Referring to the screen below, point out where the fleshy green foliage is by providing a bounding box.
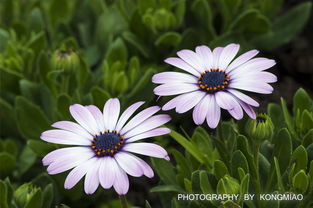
[151,88,313,208]
[0,0,312,207]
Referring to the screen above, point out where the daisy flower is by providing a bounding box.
[40,98,171,195]
[152,43,277,128]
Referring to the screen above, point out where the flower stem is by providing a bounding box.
[119,195,128,208]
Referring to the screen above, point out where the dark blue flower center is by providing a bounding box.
[91,130,124,156]
[198,69,230,92]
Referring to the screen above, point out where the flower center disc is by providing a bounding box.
[198,69,230,92]
[91,130,124,156]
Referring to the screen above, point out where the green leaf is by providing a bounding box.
[191,0,215,36]
[122,31,150,58]
[91,87,110,109]
[272,128,292,172]
[0,99,19,137]
[273,157,284,192]
[155,32,181,46]
[105,38,128,67]
[229,9,270,34]
[150,185,184,193]
[200,171,214,194]
[0,180,9,208]
[253,2,312,50]
[239,174,249,203]
[267,103,284,130]
[24,189,42,208]
[214,160,229,180]
[49,0,70,27]
[191,170,201,193]
[57,93,72,119]
[17,146,36,176]
[293,88,312,114]
[291,145,308,173]
[169,130,204,164]
[231,150,249,179]
[300,110,313,133]
[280,98,297,139]
[172,149,192,179]
[151,158,176,185]
[27,140,56,157]
[15,96,50,140]
[0,152,15,176]
[292,170,309,192]
[42,184,53,208]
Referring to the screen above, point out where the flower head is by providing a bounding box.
[245,113,274,139]
[40,98,171,195]
[152,43,277,128]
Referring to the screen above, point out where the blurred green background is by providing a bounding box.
[0,0,312,207]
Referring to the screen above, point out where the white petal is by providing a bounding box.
[212,47,224,69]
[226,49,259,73]
[51,121,91,138]
[115,101,145,132]
[123,143,169,160]
[195,45,213,70]
[215,91,240,110]
[227,89,259,107]
[152,72,197,84]
[154,83,199,96]
[86,105,105,132]
[70,104,99,135]
[120,106,160,134]
[123,115,171,138]
[64,157,98,189]
[99,157,117,189]
[84,158,101,194]
[177,49,204,72]
[164,57,200,76]
[193,94,211,125]
[129,154,154,178]
[218,43,240,70]
[40,130,91,145]
[229,58,276,76]
[126,128,171,143]
[114,152,143,177]
[175,91,206,113]
[113,166,129,195]
[103,98,120,130]
[206,95,221,128]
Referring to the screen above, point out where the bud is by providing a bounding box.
[14,183,39,208]
[51,49,80,74]
[217,175,240,195]
[246,113,274,140]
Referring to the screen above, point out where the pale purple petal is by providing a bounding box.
[237,99,256,119]
[193,94,211,125]
[228,81,273,94]
[124,115,171,138]
[162,93,191,111]
[84,158,101,194]
[215,91,241,110]
[115,101,145,132]
[227,103,244,120]
[123,143,169,161]
[42,147,93,166]
[206,95,221,128]
[86,105,105,132]
[40,130,91,145]
[113,166,129,195]
[103,98,120,130]
[51,121,91,138]
[229,58,276,76]
[195,45,213,70]
[175,91,206,113]
[99,157,117,189]
[120,106,160,134]
[154,83,199,96]
[164,57,200,76]
[69,104,99,135]
[126,128,170,143]
[64,157,98,189]
[226,49,259,73]
[227,89,259,107]
[232,71,277,83]
[130,154,154,178]
[114,152,144,177]
[177,49,204,72]
[212,47,223,69]
[218,43,240,70]
[46,150,94,174]
[152,72,197,84]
